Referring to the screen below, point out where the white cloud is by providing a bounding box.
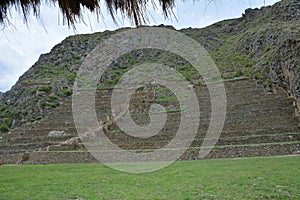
[0,43,25,91]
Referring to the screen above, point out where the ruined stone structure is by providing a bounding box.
[0,78,299,164]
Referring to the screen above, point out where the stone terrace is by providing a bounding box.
[0,78,299,164]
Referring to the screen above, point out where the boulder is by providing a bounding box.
[48,130,68,138]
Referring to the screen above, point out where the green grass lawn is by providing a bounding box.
[0,156,300,200]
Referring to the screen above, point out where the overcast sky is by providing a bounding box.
[0,0,280,92]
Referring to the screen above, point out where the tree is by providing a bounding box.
[0,0,175,28]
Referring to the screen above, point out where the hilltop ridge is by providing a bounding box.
[0,0,299,131]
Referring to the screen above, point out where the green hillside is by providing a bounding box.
[0,0,299,131]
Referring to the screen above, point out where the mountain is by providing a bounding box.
[0,0,299,131]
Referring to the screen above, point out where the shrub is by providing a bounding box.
[0,104,8,112]
[61,89,72,96]
[0,123,9,133]
[235,68,244,77]
[72,54,81,60]
[49,94,59,100]
[38,85,52,93]
[49,102,59,108]
[68,73,76,82]
[3,118,12,127]
[40,100,47,107]
[253,72,263,79]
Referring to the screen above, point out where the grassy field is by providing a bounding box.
[0,156,299,200]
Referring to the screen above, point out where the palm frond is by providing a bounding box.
[0,0,175,27]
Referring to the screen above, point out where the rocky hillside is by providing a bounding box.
[0,0,299,132]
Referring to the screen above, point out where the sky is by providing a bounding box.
[0,0,280,92]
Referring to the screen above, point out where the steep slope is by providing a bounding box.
[182,0,300,105]
[0,0,299,132]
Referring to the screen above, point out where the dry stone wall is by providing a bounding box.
[0,79,299,164]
